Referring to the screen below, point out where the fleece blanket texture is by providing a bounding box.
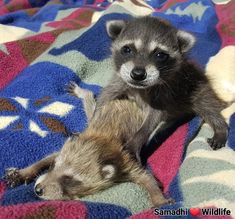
[0,0,235,218]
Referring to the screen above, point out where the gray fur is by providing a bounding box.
[97,16,228,156]
[4,83,174,207]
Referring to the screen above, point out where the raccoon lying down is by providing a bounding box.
[4,82,174,208]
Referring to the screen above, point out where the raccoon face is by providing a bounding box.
[34,135,128,200]
[106,16,195,89]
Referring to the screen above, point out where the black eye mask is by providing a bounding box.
[59,175,82,191]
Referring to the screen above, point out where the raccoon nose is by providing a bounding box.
[130,68,147,81]
[34,184,43,196]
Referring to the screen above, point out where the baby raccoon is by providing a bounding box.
[4,82,174,207]
[96,16,228,158]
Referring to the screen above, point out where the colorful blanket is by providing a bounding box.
[0,0,235,218]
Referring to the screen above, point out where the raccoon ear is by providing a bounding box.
[106,20,126,39]
[177,30,196,53]
[101,164,116,179]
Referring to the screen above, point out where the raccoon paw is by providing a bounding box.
[67,81,84,98]
[67,81,93,100]
[152,198,175,208]
[4,168,26,188]
[207,128,228,150]
[207,136,226,150]
[67,81,79,95]
[166,198,175,205]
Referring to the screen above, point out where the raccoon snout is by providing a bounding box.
[34,183,43,196]
[130,68,146,81]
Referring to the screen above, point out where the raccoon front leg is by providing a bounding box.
[196,110,228,149]
[131,169,175,207]
[4,152,58,187]
[192,86,228,150]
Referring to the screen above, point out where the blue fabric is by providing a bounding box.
[50,13,131,61]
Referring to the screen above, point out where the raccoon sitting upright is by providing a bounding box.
[96,16,228,158]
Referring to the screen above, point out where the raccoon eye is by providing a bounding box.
[59,175,82,188]
[121,46,132,55]
[155,52,169,62]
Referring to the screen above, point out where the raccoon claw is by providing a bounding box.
[152,198,175,208]
[5,168,19,177]
[67,81,91,100]
[4,168,23,188]
[70,132,80,139]
[207,137,226,150]
[166,198,175,205]
[67,81,78,96]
